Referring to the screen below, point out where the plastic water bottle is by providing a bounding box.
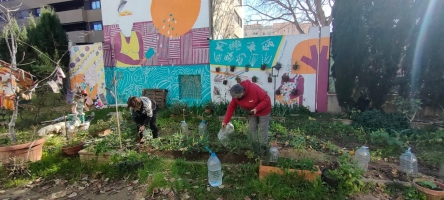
[218,123,234,147]
[207,152,222,187]
[399,147,418,177]
[181,121,188,135]
[354,146,370,172]
[269,144,279,163]
[198,120,207,135]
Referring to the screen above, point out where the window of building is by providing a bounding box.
[179,75,201,99]
[91,0,101,10]
[16,10,30,19]
[34,8,41,17]
[91,21,103,30]
[233,11,242,27]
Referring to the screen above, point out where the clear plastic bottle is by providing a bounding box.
[269,144,279,163]
[218,122,234,147]
[354,146,370,172]
[207,152,222,187]
[181,121,188,136]
[399,147,418,177]
[198,120,207,135]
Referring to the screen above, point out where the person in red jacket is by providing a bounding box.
[222,80,272,154]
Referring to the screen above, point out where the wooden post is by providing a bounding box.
[113,71,122,149]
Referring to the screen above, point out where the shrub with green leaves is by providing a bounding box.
[351,109,410,133]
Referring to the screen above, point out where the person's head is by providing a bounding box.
[230,84,245,99]
[127,96,142,110]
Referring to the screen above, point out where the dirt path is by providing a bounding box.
[0,177,177,200]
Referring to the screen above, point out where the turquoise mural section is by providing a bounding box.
[210,36,283,68]
[104,65,211,105]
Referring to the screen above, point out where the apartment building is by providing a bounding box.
[244,22,312,37]
[0,0,103,44]
[212,0,244,39]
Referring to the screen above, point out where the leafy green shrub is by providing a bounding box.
[351,109,410,133]
[369,130,404,155]
[334,154,365,194]
[88,119,112,136]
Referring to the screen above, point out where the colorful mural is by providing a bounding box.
[100,0,210,105]
[104,65,211,105]
[68,43,107,105]
[102,0,210,67]
[209,27,330,112]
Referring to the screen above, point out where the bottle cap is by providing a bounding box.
[202,120,206,123]
[211,152,216,157]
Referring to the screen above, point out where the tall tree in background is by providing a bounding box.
[356,0,413,108]
[399,0,444,107]
[330,0,366,109]
[331,0,426,109]
[27,7,69,78]
[244,0,334,33]
[212,0,239,39]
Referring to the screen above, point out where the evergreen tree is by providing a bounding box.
[0,18,29,67]
[400,0,444,107]
[27,7,69,78]
[331,0,367,109]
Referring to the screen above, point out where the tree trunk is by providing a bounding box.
[8,97,19,143]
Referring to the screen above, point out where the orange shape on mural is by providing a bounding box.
[291,38,330,74]
[151,0,201,38]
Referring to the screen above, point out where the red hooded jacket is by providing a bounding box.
[223,80,272,124]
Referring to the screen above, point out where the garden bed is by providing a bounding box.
[141,147,254,164]
[78,149,112,164]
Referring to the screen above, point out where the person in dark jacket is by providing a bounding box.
[127,96,158,143]
[222,80,272,154]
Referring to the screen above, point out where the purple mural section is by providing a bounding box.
[103,22,210,67]
[300,44,329,112]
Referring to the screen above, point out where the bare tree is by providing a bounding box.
[244,0,334,34]
[212,0,240,39]
[0,4,68,143]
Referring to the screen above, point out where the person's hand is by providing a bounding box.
[251,108,257,115]
[221,122,227,128]
[139,125,146,132]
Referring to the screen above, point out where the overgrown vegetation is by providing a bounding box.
[332,0,444,109]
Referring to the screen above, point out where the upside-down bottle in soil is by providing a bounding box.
[399,147,418,177]
[198,120,207,135]
[354,146,370,172]
[269,143,279,163]
[181,121,188,136]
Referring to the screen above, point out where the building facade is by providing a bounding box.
[212,0,244,39]
[0,0,104,44]
[244,22,311,37]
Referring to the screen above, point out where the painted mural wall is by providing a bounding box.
[101,0,211,105]
[210,26,330,112]
[68,43,107,105]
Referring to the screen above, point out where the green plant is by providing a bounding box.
[169,102,189,116]
[391,96,422,123]
[252,76,258,82]
[351,109,410,133]
[369,129,404,155]
[262,157,317,171]
[417,180,443,191]
[334,154,365,194]
[88,119,112,136]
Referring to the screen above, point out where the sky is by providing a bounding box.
[243,0,332,26]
